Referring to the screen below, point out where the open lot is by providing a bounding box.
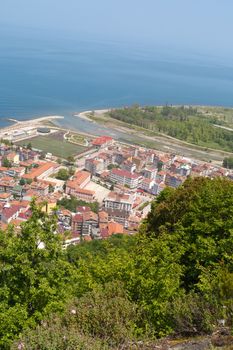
[16,131,87,158]
[84,181,110,203]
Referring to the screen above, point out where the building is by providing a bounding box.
[22,162,58,181]
[139,178,155,193]
[73,171,91,188]
[104,191,134,212]
[110,168,141,189]
[105,208,130,228]
[85,158,105,175]
[92,136,113,149]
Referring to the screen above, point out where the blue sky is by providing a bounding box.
[1,0,233,57]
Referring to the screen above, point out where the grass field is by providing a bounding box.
[16,131,86,158]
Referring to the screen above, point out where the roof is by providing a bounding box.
[99,211,108,222]
[22,162,57,180]
[72,213,83,223]
[73,171,90,186]
[111,168,139,179]
[92,136,113,146]
[1,205,21,220]
[108,221,124,235]
[76,206,91,213]
[75,187,95,196]
[83,211,98,222]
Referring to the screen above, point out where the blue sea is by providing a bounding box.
[1,29,233,130]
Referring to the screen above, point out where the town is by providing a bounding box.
[0,130,232,247]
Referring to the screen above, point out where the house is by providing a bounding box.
[0,204,21,224]
[6,152,19,165]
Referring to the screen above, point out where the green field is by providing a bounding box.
[16,131,87,158]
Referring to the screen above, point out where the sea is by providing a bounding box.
[1,28,233,134]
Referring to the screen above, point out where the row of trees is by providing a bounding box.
[109,105,233,152]
[0,177,232,348]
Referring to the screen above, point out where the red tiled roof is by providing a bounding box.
[92,136,113,146]
[111,168,139,179]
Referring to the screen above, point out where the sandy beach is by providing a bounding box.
[73,109,110,121]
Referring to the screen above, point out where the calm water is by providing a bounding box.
[1,31,233,132]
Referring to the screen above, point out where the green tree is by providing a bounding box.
[56,168,70,181]
[2,158,12,168]
[223,156,233,169]
[0,200,76,347]
[67,156,75,164]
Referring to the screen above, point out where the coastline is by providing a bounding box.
[73,109,111,121]
[0,115,64,140]
[0,115,64,132]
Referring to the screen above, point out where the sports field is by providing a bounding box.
[16,131,86,158]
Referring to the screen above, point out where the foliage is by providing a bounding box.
[55,168,70,180]
[1,177,233,347]
[11,317,108,350]
[0,139,12,146]
[67,155,75,164]
[107,163,120,170]
[12,281,139,349]
[223,157,233,169]
[58,195,99,213]
[0,200,77,348]
[2,158,12,168]
[109,105,233,152]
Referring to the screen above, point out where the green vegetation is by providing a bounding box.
[223,157,233,169]
[0,178,232,348]
[107,163,120,170]
[58,195,99,213]
[16,131,86,158]
[55,168,70,180]
[2,158,12,168]
[138,201,150,211]
[108,105,233,152]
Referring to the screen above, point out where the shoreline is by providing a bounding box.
[0,115,64,140]
[73,109,111,121]
[0,115,64,132]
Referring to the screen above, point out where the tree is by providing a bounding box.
[26,142,32,150]
[67,156,75,164]
[56,169,70,181]
[0,200,77,347]
[138,177,233,334]
[19,178,26,186]
[223,157,233,169]
[48,184,54,193]
[2,157,12,168]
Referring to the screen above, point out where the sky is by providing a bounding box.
[1,0,233,58]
